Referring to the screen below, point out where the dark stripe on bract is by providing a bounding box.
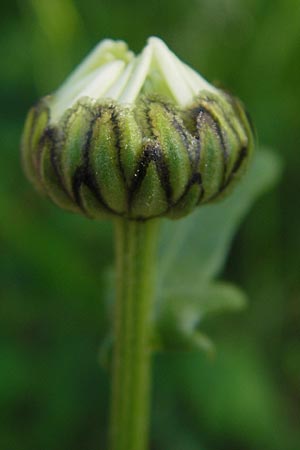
[172,171,204,207]
[38,126,73,201]
[54,102,88,198]
[194,107,228,190]
[224,93,255,137]
[128,141,172,210]
[156,100,194,165]
[38,126,53,159]
[205,144,248,203]
[129,102,173,208]
[45,126,75,202]
[28,106,39,160]
[193,136,201,173]
[145,103,172,203]
[110,105,128,187]
[128,147,150,207]
[37,126,54,171]
[192,172,205,203]
[153,144,172,205]
[71,106,119,215]
[202,95,242,145]
[71,166,88,213]
[222,145,248,190]
[199,97,252,196]
[193,105,229,164]
[143,100,155,137]
[190,108,204,174]
[30,101,50,170]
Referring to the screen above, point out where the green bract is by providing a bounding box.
[21,37,254,220]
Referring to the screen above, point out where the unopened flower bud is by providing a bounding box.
[21,37,254,220]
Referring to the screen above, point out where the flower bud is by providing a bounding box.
[21,37,254,220]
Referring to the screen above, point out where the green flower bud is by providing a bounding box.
[21,37,254,220]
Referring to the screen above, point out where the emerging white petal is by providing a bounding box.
[118,44,153,104]
[50,36,218,123]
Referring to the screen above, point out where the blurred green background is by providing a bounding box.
[1,0,300,449]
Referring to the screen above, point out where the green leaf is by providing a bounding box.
[154,148,282,352]
[158,148,282,291]
[155,282,247,354]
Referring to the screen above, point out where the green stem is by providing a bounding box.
[109,218,160,450]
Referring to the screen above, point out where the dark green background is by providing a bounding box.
[1,0,300,449]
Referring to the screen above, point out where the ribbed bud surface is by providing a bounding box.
[21,38,254,220]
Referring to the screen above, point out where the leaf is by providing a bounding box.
[155,282,247,354]
[154,147,282,353]
[157,148,282,292]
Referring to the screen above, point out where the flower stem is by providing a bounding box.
[109,218,160,450]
